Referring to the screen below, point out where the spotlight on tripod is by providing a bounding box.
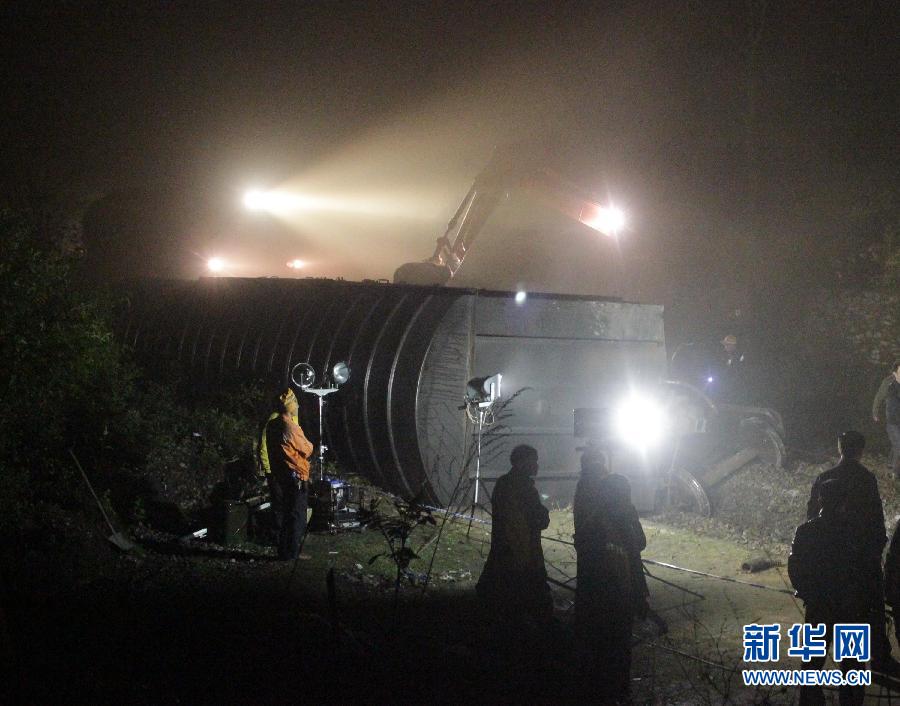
[462,373,502,532]
[466,374,502,409]
[290,360,350,480]
[291,362,316,390]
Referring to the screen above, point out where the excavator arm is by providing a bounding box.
[393,148,623,286]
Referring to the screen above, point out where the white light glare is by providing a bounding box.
[243,189,315,213]
[515,290,527,304]
[207,257,226,273]
[243,190,268,211]
[581,205,626,237]
[613,393,666,450]
[287,259,306,270]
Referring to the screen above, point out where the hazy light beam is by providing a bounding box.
[244,188,427,219]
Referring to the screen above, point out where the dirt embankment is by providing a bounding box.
[658,452,900,557]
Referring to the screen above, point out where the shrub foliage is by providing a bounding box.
[0,207,264,542]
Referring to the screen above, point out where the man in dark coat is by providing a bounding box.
[476,444,552,624]
[806,432,885,555]
[884,518,900,646]
[806,431,894,674]
[872,361,900,478]
[790,479,869,706]
[573,447,610,540]
[714,333,751,403]
[574,469,648,701]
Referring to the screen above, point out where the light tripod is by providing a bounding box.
[304,386,339,480]
[463,405,493,535]
[291,361,350,481]
[460,373,501,536]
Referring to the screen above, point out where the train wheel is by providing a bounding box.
[657,467,712,517]
[738,418,786,469]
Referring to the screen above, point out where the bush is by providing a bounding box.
[0,208,134,526]
[115,380,266,512]
[0,204,271,567]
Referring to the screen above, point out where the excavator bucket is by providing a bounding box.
[392,261,452,287]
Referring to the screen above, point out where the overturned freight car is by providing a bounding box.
[119,277,668,507]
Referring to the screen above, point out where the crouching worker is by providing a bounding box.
[476,445,553,628]
[265,389,314,561]
[789,479,869,706]
[574,466,648,703]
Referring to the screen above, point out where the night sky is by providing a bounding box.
[2,2,897,324]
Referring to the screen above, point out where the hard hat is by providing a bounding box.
[721,334,738,346]
[279,389,298,406]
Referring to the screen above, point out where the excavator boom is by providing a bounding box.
[393,149,622,285]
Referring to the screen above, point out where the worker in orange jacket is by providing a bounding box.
[265,389,314,560]
[258,398,299,539]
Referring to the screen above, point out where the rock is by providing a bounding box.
[741,557,782,573]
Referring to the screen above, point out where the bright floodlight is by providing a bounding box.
[613,393,666,450]
[515,290,527,304]
[287,259,306,270]
[332,361,350,385]
[243,189,267,211]
[243,189,314,214]
[207,257,226,273]
[291,362,316,389]
[466,373,502,408]
[580,204,626,237]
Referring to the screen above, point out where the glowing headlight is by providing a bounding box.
[613,394,667,450]
[207,257,226,273]
[579,204,626,237]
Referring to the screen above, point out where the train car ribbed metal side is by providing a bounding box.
[117,278,667,505]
